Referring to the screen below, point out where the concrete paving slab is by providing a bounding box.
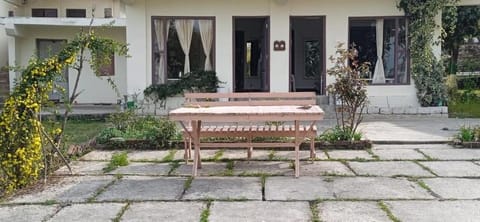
[96,176,185,201]
[0,205,58,222]
[372,144,453,150]
[422,178,480,199]
[121,202,205,222]
[249,150,327,160]
[327,150,373,160]
[173,162,227,176]
[371,149,426,160]
[419,161,480,177]
[215,149,247,160]
[332,177,434,200]
[10,176,114,203]
[79,150,115,161]
[265,177,334,200]
[182,177,262,200]
[386,200,480,222]
[288,161,355,176]
[128,150,183,162]
[54,161,108,175]
[110,162,171,176]
[49,203,125,222]
[419,149,480,160]
[209,201,311,222]
[348,161,434,177]
[318,201,390,222]
[233,161,293,176]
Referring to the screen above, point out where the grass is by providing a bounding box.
[200,201,212,222]
[377,201,400,222]
[449,100,480,118]
[161,149,177,162]
[309,200,321,222]
[113,202,131,222]
[103,151,129,173]
[44,120,107,146]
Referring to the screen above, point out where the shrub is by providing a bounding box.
[456,126,480,142]
[97,114,177,148]
[318,126,363,143]
[327,43,369,141]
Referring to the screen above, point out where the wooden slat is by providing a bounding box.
[185,100,314,107]
[200,142,296,148]
[185,92,315,99]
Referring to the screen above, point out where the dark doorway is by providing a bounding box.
[37,39,68,102]
[290,16,325,95]
[233,17,269,92]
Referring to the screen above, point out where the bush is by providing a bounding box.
[317,126,363,143]
[456,126,480,142]
[97,113,177,148]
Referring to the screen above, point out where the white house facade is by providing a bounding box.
[1,0,479,107]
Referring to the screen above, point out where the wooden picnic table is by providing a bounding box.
[169,105,324,177]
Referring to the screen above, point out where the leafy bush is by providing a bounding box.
[317,126,363,143]
[327,43,369,140]
[456,126,480,142]
[97,114,177,148]
[144,70,222,109]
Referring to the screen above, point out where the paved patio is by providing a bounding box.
[2,143,480,221]
[1,116,480,221]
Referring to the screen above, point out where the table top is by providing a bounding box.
[169,105,324,122]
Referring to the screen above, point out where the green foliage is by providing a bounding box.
[144,70,222,109]
[327,43,368,139]
[0,29,127,195]
[443,5,480,74]
[456,126,480,142]
[107,110,135,131]
[398,0,458,106]
[318,126,363,143]
[98,114,177,148]
[103,151,129,173]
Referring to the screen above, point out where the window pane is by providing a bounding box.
[349,20,376,81]
[383,19,396,82]
[167,20,185,79]
[396,18,408,84]
[189,21,206,72]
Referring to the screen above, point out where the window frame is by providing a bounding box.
[32,8,58,17]
[151,16,216,84]
[348,16,410,86]
[66,9,87,18]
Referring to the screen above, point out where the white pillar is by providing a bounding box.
[7,36,16,92]
[268,0,290,92]
[125,0,147,96]
[432,11,442,60]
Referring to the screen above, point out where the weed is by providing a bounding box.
[161,149,177,162]
[184,177,193,191]
[113,202,131,222]
[103,151,129,173]
[309,200,321,222]
[43,199,57,205]
[267,150,276,160]
[212,150,224,162]
[377,201,400,222]
[200,201,212,222]
[168,161,181,175]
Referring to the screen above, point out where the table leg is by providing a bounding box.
[197,120,202,169]
[294,120,300,178]
[192,120,201,177]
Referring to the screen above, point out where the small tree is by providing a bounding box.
[327,43,369,140]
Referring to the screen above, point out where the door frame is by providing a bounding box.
[232,16,270,92]
[289,16,326,95]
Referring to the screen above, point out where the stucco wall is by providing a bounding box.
[123,0,420,107]
[15,26,127,103]
[17,0,122,18]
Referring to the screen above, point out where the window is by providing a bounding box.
[32,8,58,17]
[66,9,87,18]
[349,17,409,85]
[98,54,115,76]
[152,17,215,84]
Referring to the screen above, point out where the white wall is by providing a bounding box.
[129,0,417,107]
[15,26,127,103]
[18,0,121,18]
[0,1,10,68]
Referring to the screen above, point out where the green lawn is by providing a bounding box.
[449,101,480,118]
[44,120,107,146]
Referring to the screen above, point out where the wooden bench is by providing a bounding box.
[180,92,318,162]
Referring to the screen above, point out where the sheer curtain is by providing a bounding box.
[372,18,386,84]
[154,19,169,84]
[175,19,194,74]
[198,20,213,71]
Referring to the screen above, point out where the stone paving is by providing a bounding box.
[2,144,480,221]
